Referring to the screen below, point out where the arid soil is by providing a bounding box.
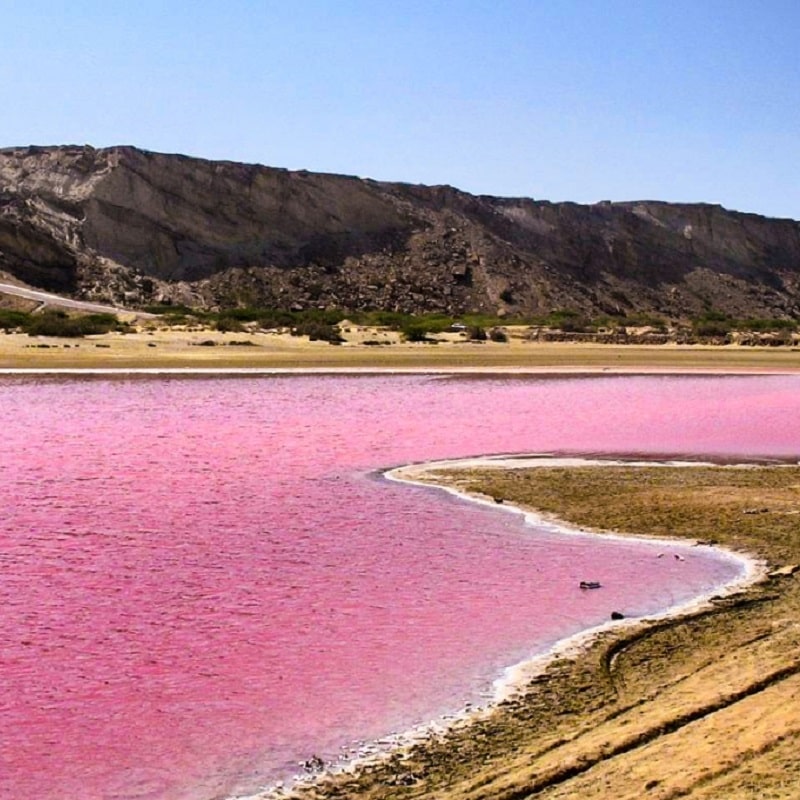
[3,326,800,372]
[267,464,800,800]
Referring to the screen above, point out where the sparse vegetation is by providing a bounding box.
[401,321,434,342]
[738,317,797,332]
[2,310,127,338]
[4,299,800,365]
[466,325,488,341]
[0,310,31,331]
[137,304,800,345]
[290,320,344,344]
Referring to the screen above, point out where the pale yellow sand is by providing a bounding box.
[2,327,800,372]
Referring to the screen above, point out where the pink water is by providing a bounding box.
[1,373,798,800]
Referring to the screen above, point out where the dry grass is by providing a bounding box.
[277,465,800,800]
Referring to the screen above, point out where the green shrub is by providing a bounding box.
[0,310,31,330]
[290,321,344,344]
[467,326,488,341]
[143,303,194,315]
[691,311,732,338]
[738,318,797,333]
[700,309,729,323]
[215,316,246,333]
[693,320,731,337]
[25,311,120,338]
[401,322,431,342]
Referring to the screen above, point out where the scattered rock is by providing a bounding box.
[387,772,419,786]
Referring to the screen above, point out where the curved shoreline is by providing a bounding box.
[386,456,764,698]
[250,455,765,800]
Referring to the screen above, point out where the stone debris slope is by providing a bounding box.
[2,144,800,318]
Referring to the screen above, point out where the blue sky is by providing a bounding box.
[3,1,799,219]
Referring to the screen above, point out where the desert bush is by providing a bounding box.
[0,310,30,331]
[290,321,344,344]
[467,326,488,341]
[25,311,120,338]
[215,316,246,333]
[738,318,796,332]
[692,312,732,338]
[401,322,431,342]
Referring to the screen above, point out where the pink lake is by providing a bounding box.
[1,373,799,800]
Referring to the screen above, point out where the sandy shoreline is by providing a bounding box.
[245,456,766,800]
[387,456,766,694]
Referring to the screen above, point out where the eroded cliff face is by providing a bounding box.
[2,144,799,318]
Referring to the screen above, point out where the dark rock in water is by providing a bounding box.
[302,755,325,773]
[611,611,625,620]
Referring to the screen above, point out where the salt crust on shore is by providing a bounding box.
[246,454,765,800]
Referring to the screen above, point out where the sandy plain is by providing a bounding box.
[2,324,800,372]
[3,328,800,800]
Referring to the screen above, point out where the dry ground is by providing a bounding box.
[272,465,800,800]
[2,326,800,371]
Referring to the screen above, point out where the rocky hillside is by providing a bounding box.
[2,144,800,320]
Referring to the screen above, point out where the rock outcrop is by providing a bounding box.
[2,144,800,318]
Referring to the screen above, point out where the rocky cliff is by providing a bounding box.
[2,144,799,319]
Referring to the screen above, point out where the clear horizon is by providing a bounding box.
[4,1,799,220]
